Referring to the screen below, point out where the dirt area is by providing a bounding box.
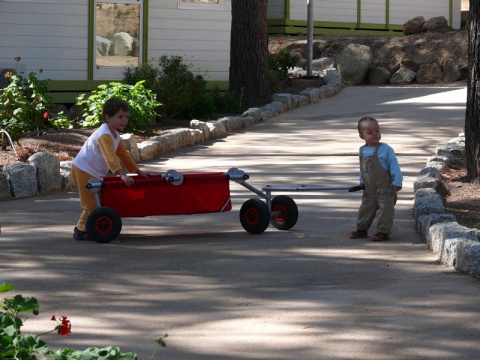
[1,30,478,230]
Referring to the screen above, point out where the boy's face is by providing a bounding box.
[359,119,381,147]
[105,109,129,132]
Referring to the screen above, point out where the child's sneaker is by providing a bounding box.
[372,232,390,241]
[349,229,368,239]
[73,227,89,241]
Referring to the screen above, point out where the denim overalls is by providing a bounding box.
[356,143,397,235]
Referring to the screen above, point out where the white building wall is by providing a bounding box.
[0,0,89,80]
[267,0,285,19]
[0,0,231,83]
[361,0,386,24]
[281,0,461,29]
[390,0,460,28]
[289,0,358,22]
[148,0,231,82]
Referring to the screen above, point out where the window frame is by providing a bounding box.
[91,0,145,80]
[178,0,223,11]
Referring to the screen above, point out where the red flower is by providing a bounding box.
[277,39,283,45]
[39,68,44,73]
[14,56,21,62]
[51,315,72,336]
[4,72,12,78]
[43,112,49,119]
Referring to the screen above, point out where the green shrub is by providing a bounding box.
[0,62,53,143]
[75,81,161,132]
[0,282,167,360]
[124,56,245,120]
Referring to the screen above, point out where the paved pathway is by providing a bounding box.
[2,85,480,359]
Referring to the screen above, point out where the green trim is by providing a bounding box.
[88,0,94,80]
[449,0,453,26]
[47,80,110,103]
[386,0,390,28]
[143,0,149,62]
[357,0,361,28]
[285,0,290,20]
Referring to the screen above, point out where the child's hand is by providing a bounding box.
[121,174,134,187]
[136,170,149,178]
[392,185,402,192]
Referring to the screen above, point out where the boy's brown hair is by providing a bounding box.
[357,116,378,133]
[103,98,129,119]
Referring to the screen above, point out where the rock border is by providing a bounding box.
[413,133,480,278]
[0,72,343,200]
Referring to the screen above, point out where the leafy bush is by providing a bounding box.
[0,59,53,143]
[75,81,161,132]
[124,56,245,120]
[268,40,301,81]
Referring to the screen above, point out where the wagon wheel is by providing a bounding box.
[270,195,298,230]
[239,198,270,234]
[86,207,122,243]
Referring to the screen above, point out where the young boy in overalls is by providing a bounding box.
[349,117,403,241]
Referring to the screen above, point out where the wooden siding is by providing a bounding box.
[389,0,453,26]
[148,0,231,82]
[361,0,387,25]
[268,0,285,19]
[0,0,89,81]
[290,0,358,22]
[269,0,461,30]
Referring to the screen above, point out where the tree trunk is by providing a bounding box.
[466,0,480,182]
[229,0,271,108]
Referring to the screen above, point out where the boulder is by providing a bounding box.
[337,44,373,85]
[28,152,62,195]
[369,66,391,85]
[403,16,426,35]
[389,67,416,85]
[416,63,443,84]
[5,162,37,198]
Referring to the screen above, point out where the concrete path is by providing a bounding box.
[2,85,480,359]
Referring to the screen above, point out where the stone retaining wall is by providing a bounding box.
[413,133,480,278]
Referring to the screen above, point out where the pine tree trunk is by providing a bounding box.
[466,0,480,183]
[229,0,271,108]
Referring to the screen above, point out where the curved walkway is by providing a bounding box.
[2,84,479,359]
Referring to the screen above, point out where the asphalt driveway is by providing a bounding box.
[2,84,479,359]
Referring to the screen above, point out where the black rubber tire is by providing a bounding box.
[86,207,122,243]
[239,198,270,234]
[270,195,298,230]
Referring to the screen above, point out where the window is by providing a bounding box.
[178,0,222,11]
[94,0,143,80]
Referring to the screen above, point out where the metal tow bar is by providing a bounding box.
[226,168,363,234]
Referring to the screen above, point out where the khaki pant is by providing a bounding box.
[356,146,397,235]
[70,165,98,232]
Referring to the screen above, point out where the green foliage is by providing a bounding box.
[0,66,53,142]
[0,283,167,360]
[75,81,161,132]
[124,56,245,120]
[268,46,301,81]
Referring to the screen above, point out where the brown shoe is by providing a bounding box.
[349,229,368,239]
[372,232,390,241]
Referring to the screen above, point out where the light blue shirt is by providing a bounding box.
[359,143,403,187]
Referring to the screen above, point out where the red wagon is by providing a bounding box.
[85,168,360,243]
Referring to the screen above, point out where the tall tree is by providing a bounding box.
[465,0,480,182]
[229,0,271,108]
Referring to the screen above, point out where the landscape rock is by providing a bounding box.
[337,44,373,85]
[416,63,443,84]
[389,67,416,85]
[5,162,37,198]
[403,16,426,35]
[28,152,62,195]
